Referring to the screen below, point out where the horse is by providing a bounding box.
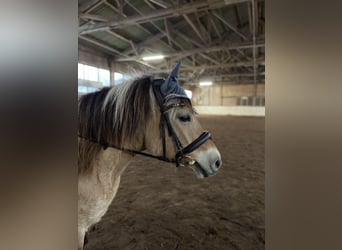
[78,62,222,249]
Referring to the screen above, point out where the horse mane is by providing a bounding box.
[78,76,154,173]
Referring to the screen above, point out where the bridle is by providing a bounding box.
[152,79,211,167]
[78,79,211,167]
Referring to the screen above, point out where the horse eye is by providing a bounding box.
[178,114,191,123]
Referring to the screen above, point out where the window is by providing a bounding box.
[78,63,84,79]
[237,96,265,106]
[78,63,111,93]
[84,65,98,81]
[99,69,110,86]
[248,96,254,106]
[239,96,248,106]
[78,63,110,85]
[114,72,123,85]
[256,96,265,106]
[78,86,100,94]
[114,72,132,85]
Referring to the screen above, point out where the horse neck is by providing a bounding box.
[93,148,134,183]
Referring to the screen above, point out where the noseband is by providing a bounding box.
[78,79,211,167]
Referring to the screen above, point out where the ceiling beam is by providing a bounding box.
[151,60,264,73]
[79,0,249,34]
[208,13,222,40]
[166,26,219,65]
[144,0,156,9]
[115,41,264,62]
[183,14,205,43]
[79,35,126,56]
[172,28,203,48]
[248,1,253,35]
[103,0,167,58]
[81,19,137,54]
[115,0,125,14]
[202,72,265,78]
[103,0,158,39]
[252,0,257,88]
[121,12,207,55]
[180,59,264,70]
[124,0,194,66]
[236,48,252,61]
[164,19,172,47]
[199,53,220,65]
[149,0,171,8]
[80,14,108,22]
[234,5,242,28]
[79,0,103,14]
[195,12,211,43]
[166,20,215,65]
[212,11,248,40]
[115,1,195,67]
[79,35,159,69]
[254,0,259,37]
[185,72,265,83]
[123,33,165,56]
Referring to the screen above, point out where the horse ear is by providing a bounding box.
[167,60,181,81]
[160,61,186,97]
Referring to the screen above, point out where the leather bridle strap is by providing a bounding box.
[152,79,211,167]
[152,79,185,164]
[78,134,176,164]
[175,131,211,163]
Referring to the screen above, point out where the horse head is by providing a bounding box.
[144,61,222,178]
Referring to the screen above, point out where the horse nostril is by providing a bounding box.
[215,158,222,169]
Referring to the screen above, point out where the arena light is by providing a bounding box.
[199,81,212,86]
[142,55,164,61]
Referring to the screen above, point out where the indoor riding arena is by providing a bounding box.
[78,0,265,249]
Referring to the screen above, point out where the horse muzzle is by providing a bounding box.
[181,148,222,179]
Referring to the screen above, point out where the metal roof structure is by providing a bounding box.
[78,0,265,84]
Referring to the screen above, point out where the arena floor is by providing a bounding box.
[85,115,265,250]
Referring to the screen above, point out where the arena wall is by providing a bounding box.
[185,83,265,106]
[186,83,265,116]
[194,106,265,116]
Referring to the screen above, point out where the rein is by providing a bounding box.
[77,133,177,164]
[78,79,211,167]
